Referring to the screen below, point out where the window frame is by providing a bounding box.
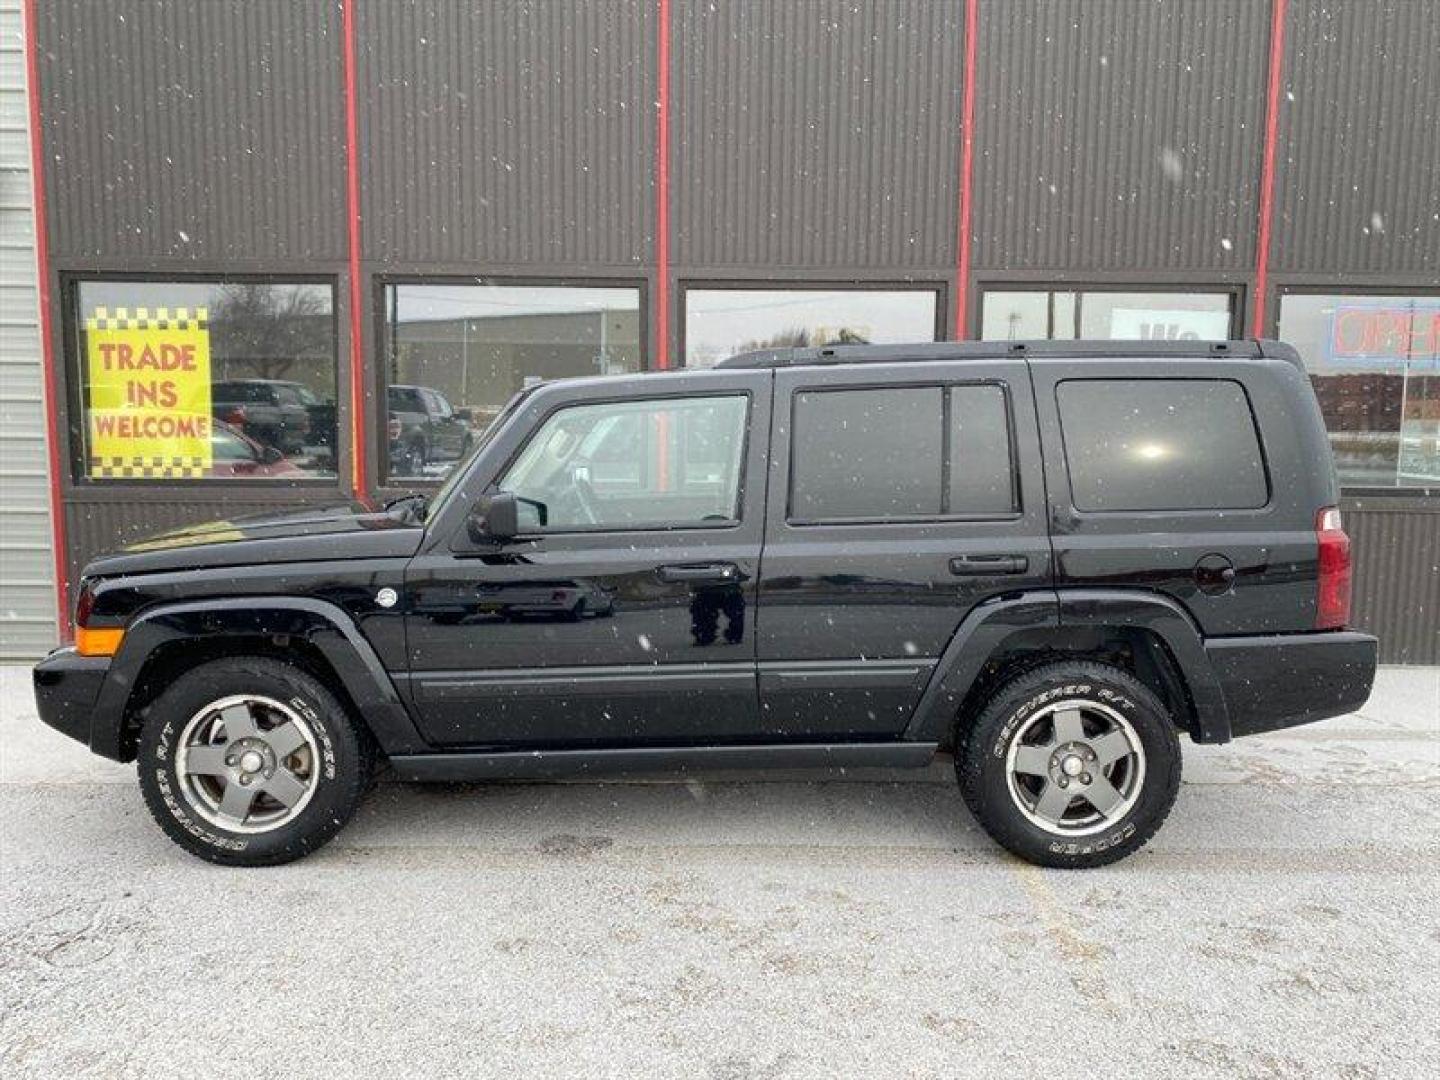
[60,272,343,490]
[1272,283,1440,501]
[976,282,1244,342]
[374,274,650,490]
[488,389,754,536]
[1055,375,1274,515]
[679,279,948,369]
[784,379,1022,527]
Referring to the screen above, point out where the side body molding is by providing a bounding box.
[903,592,1062,742]
[90,597,427,761]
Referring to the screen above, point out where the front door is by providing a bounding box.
[756,358,1053,738]
[403,373,770,748]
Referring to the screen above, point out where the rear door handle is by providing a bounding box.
[657,562,739,584]
[949,554,1029,576]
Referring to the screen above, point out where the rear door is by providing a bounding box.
[1030,356,1319,634]
[756,359,1052,738]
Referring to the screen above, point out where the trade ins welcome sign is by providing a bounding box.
[85,307,213,479]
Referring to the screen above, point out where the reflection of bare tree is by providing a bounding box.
[737,326,871,352]
[210,284,330,381]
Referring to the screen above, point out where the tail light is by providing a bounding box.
[1315,506,1352,630]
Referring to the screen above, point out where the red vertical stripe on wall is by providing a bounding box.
[23,0,72,642]
[655,0,671,369]
[1252,0,1288,337]
[954,0,980,340]
[341,0,369,494]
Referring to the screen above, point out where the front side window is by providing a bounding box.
[790,384,1016,522]
[385,283,642,482]
[685,288,939,369]
[1057,379,1268,512]
[981,289,1233,342]
[75,280,337,481]
[1278,293,1439,489]
[499,395,748,531]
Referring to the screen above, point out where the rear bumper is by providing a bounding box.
[33,648,110,751]
[1204,631,1378,738]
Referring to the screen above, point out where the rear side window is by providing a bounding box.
[790,384,1016,522]
[1057,379,1268,512]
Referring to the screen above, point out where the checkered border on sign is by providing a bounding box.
[85,306,210,332]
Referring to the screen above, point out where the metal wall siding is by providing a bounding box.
[357,0,654,268]
[674,0,964,271]
[0,0,56,659]
[37,0,346,263]
[1348,507,1440,665]
[971,0,1270,275]
[1271,1,1440,275]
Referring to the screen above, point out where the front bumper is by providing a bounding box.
[1205,631,1379,738]
[33,647,110,749]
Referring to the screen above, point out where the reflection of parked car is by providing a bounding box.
[475,580,616,621]
[209,421,302,478]
[212,380,311,454]
[388,385,472,476]
[270,380,336,450]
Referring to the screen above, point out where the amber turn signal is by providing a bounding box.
[75,626,125,657]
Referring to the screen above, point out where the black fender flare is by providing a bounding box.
[90,596,429,761]
[1055,589,1231,742]
[903,591,1061,742]
[902,588,1232,744]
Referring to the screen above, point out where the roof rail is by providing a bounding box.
[715,339,1267,369]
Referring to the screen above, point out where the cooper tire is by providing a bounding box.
[136,657,375,867]
[956,660,1182,869]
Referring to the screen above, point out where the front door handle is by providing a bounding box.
[657,562,739,584]
[949,554,1029,576]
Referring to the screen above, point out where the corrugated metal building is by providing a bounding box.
[3,0,1437,662]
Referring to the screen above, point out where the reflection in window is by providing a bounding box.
[685,288,938,368]
[500,395,748,530]
[1278,294,1440,488]
[981,290,1232,342]
[790,384,1015,521]
[75,281,336,481]
[384,283,642,481]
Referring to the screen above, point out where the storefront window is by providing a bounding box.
[75,281,337,481]
[981,289,1233,342]
[684,288,939,368]
[1278,294,1440,489]
[384,283,642,481]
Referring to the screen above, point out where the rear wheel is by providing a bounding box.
[137,657,374,866]
[956,661,1181,868]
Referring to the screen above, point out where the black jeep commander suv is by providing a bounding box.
[34,341,1378,868]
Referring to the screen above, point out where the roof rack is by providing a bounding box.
[715,339,1274,369]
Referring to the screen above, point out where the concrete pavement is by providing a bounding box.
[1,664,1437,1078]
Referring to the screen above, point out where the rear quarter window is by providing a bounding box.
[1057,378,1269,512]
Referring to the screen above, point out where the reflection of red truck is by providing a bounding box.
[209,421,301,478]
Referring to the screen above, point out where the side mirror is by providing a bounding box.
[260,446,283,465]
[468,491,520,543]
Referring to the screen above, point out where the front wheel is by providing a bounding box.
[956,660,1182,868]
[137,657,374,866]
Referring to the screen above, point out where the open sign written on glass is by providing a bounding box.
[1327,301,1440,368]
